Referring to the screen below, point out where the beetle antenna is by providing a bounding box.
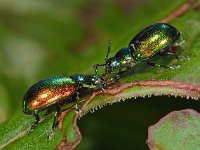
[105,40,112,61]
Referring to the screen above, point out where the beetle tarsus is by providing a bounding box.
[47,106,61,139]
[169,64,181,69]
[75,104,83,118]
[146,60,180,69]
[93,63,105,76]
[177,55,190,61]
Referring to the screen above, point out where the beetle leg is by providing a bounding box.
[97,77,105,90]
[158,49,179,60]
[47,105,61,140]
[174,35,185,46]
[159,48,190,61]
[122,62,134,74]
[146,59,180,69]
[93,63,105,75]
[116,71,125,79]
[116,64,131,79]
[75,92,80,111]
[119,67,130,77]
[114,73,120,80]
[108,71,121,83]
[73,92,83,118]
[28,114,41,132]
[116,64,132,79]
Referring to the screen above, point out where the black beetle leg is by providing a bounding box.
[98,77,105,90]
[159,48,190,61]
[158,50,179,60]
[74,92,83,118]
[177,55,191,61]
[93,64,99,75]
[75,92,80,111]
[126,63,134,73]
[146,59,180,69]
[112,70,120,80]
[116,67,127,79]
[93,64,105,75]
[47,105,61,140]
[28,114,41,133]
[117,70,127,78]
[163,48,191,61]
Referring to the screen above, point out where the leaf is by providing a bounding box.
[0,111,63,150]
[80,0,200,115]
[1,0,200,150]
[147,109,200,150]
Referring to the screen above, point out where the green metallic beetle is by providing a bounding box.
[23,74,103,139]
[93,23,185,79]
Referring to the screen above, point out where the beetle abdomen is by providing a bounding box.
[129,23,181,60]
[23,75,77,114]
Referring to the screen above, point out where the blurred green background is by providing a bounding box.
[0,0,199,149]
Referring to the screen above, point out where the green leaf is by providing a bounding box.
[1,0,200,150]
[147,109,200,150]
[0,110,63,150]
[81,1,200,115]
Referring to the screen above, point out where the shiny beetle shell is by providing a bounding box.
[129,23,181,60]
[23,75,77,115]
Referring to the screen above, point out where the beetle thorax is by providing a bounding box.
[105,57,120,73]
[80,74,102,89]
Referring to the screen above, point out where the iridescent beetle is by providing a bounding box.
[23,74,103,138]
[93,23,185,79]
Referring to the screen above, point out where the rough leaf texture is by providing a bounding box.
[148,109,200,150]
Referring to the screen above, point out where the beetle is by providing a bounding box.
[93,23,185,80]
[23,74,103,138]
